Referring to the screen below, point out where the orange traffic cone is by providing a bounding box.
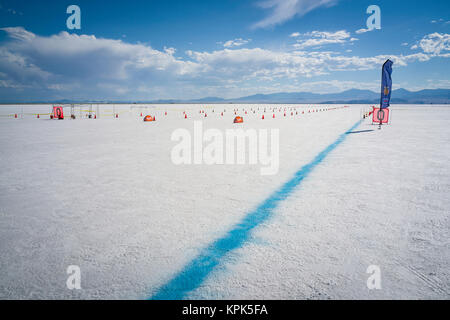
[185,114,187,119]
[262,115,265,120]
[37,114,40,119]
[14,114,17,118]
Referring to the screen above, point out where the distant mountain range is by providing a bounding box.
[181,88,449,104]
[2,88,449,104]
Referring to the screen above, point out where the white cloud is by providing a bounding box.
[0,27,35,41]
[296,80,379,93]
[289,32,301,38]
[430,18,450,25]
[293,30,352,49]
[355,28,370,34]
[164,46,176,55]
[425,79,450,88]
[252,0,338,29]
[0,27,202,99]
[185,47,430,79]
[415,33,450,55]
[222,38,251,48]
[0,6,23,16]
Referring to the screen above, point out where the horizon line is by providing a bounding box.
[0,87,448,105]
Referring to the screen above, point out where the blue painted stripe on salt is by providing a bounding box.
[150,119,362,300]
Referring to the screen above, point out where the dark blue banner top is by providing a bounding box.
[380,59,393,109]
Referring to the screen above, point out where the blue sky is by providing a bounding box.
[0,0,449,101]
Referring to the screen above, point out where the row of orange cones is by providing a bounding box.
[181,108,330,120]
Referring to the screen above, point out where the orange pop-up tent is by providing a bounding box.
[143,115,155,122]
[233,116,244,123]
